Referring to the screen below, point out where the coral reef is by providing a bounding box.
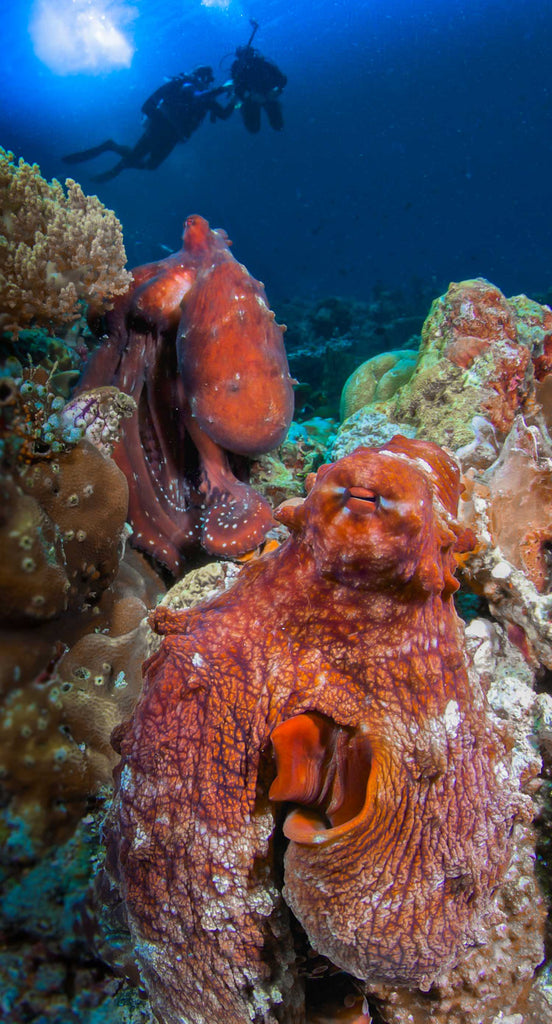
[0,148,132,336]
[79,214,295,573]
[103,438,527,1024]
[0,367,163,852]
[0,366,131,624]
[0,323,89,395]
[251,417,337,508]
[336,277,552,669]
[278,288,427,419]
[0,809,157,1024]
[332,408,416,459]
[337,277,552,452]
[1,212,551,1024]
[0,546,161,856]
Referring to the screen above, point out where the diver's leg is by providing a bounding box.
[89,132,155,181]
[240,99,261,133]
[265,100,284,131]
[141,133,178,170]
[62,140,132,164]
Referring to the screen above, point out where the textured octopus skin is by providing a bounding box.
[79,215,294,572]
[106,437,520,1024]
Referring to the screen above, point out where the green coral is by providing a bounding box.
[390,360,482,449]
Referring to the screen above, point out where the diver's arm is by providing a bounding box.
[209,96,236,121]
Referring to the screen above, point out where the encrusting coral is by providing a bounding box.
[0,366,163,852]
[0,366,133,623]
[0,147,132,336]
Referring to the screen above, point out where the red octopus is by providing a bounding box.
[105,437,521,1024]
[80,215,294,573]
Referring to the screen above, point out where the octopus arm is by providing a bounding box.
[112,636,302,1024]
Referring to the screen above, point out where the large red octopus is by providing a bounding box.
[80,215,294,573]
[106,436,520,1024]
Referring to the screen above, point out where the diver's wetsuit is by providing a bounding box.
[230,47,287,133]
[63,78,232,182]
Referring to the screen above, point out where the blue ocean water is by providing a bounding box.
[1,0,551,303]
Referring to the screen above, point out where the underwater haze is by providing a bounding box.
[1,0,551,302]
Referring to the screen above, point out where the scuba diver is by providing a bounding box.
[229,20,287,133]
[62,66,233,182]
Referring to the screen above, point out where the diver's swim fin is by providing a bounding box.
[62,140,126,164]
[90,164,125,183]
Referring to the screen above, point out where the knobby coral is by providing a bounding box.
[0,547,162,854]
[104,437,526,1024]
[0,366,133,623]
[0,148,132,336]
[0,366,163,851]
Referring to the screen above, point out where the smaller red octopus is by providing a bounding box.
[80,215,295,573]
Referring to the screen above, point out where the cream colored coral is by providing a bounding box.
[0,148,132,336]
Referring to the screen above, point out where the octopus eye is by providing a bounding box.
[344,486,379,514]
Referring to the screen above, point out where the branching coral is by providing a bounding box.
[0,148,132,336]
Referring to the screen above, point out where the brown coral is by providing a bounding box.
[0,147,132,336]
[1,436,129,623]
[0,368,135,624]
[0,548,164,853]
[0,368,164,852]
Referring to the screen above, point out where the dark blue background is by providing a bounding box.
[2,0,551,304]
